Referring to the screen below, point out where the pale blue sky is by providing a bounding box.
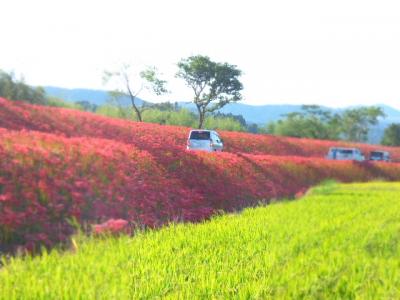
[2,0,400,108]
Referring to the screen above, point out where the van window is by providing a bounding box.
[371,151,383,159]
[338,149,354,155]
[190,131,210,140]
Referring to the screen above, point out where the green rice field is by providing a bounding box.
[1,181,400,299]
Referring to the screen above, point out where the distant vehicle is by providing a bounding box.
[369,151,391,162]
[326,147,365,161]
[186,130,223,152]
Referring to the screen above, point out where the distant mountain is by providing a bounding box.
[45,86,400,123]
[44,86,145,106]
[179,102,306,124]
[180,102,400,126]
[44,86,307,123]
[374,104,400,122]
[44,86,400,144]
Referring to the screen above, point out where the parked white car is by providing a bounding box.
[369,151,391,162]
[326,147,365,161]
[186,130,223,152]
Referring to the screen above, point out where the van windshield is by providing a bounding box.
[371,152,383,158]
[190,131,210,140]
[338,149,354,155]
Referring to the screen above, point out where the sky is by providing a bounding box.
[2,0,400,108]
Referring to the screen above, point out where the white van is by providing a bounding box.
[369,151,391,162]
[186,130,223,152]
[326,147,365,161]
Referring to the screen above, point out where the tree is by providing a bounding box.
[340,107,385,142]
[103,65,168,122]
[149,101,179,112]
[213,112,247,128]
[176,55,243,129]
[75,100,98,112]
[266,105,341,140]
[0,69,47,104]
[266,105,386,142]
[381,123,400,146]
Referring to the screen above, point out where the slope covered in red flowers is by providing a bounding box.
[1,98,400,252]
[1,97,399,159]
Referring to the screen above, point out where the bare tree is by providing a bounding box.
[103,64,168,121]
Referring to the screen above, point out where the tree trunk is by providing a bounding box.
[196,105,205,129]
[198,113,205,129]
[134,105,143,122]
[127,86,142,122]
[130,98,142,122]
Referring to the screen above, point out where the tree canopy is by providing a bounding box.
[176,55,243,128]
[340,107,385,142]
[267,105,386,143]
[266,105,341,140]
[381,123,400,146]
[0,69,47,104]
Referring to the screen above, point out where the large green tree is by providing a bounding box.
[267,105,341,140]
[267,105,385,142]
[340,107,385,142]
[381,123,400,146]
[0,69,46,104]
[176,55,243,129]
[103,65,168,122]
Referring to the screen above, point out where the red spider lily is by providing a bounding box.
[93,219,129,235]
[1,97,400,253]
[0,193,12,202]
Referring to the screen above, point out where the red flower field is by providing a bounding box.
[1,97,400,252]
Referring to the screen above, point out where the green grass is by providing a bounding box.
[1,182,400,299]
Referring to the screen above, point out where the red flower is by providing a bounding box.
[93,219,129,235]
[1,97,400,253]
[0,193,11,202]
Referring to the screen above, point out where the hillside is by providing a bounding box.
[2,97,400,159]
[1,182,399,298]
[1,97,400,252]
